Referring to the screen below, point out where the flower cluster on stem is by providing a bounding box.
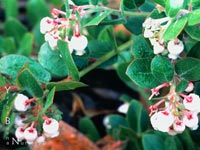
[40,6,89,55]
[143,16,186,59]
[13,94,59,144]
[149,81,200,135]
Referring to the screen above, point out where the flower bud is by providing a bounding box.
[173,119,185,133]
[15,127,25,141]
[40,17,54,34]
[15,114,27,127]
[14,94,30,112]
[70,35,88,54]
[167,39,184,55]
[183,93,200,112]
[43,118,59,138]
[24,127,38,144]
[185,82,194,92]
[183,111,199,130]
[153,42,165,54]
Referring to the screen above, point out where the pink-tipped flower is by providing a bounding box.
[40,17,54,34]
[173,119,185,133]
[43,118,59,138]
[183,111,199,130]
[15,127,25,141]
[24,127,38,144]
[69,35,88,56]
[153,42,165,54]
[181,93,200,112]
[167,39,184,58]
[150,110,175,132]
[149,83,169,100]
[185,82,194,93]
[15,114,27,127]
[14,94,30,112]
[36,135,45,145]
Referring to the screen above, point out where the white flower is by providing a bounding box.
[153,42,165,54]
[144,28,154,38]
[185,82,194,93]
[70,35,88,55]
[183,93,200,112]
[150,110,174,132]
[117,103,129,114]
[15,115,27,127]
[170,0,184,8]
[43,118,59,138]
[173,119,185,133]
[36,136,45,145]
[183,111,199,130]
[167,39,184,55]
[168,53,178,60]
[45,33,59,50]
[15,127,25,141]
[103,116,112,129]
[149,38,157,46]
[14,94,30,112]
[40,17,54,34]
[24,127,38,144]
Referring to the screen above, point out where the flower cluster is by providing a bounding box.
[149,82,200,135]
[14,94,59,144]
[40,7,88,55]
[143,17,184,59]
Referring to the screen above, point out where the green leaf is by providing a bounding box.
[123,0,145,9]
[79,117,100,142]
[72,0,89,5]
[124,16,146,35]
[84,10,112,27]
[165,0,184,17]
[2,0,18,19]
[18,33,33,56]
[175,57,200,81]
[188,9,200,26]
[153,0,165,6]
[188,42,200,58]
[0,55,51,82]
[46,80,87,91]
[1,94,16,124]
[185,25,200,41]
[163,16,188,40]
[126,100,149,133]
[119,126,138,141]
[142,134,164,150]
[151,56,174,82]
[89,0,98,5]
[178,130,195,150]
[38,43,68,78]
[58,40,79,80]
[126,58,161,88]
[43,87,55,112]
[1,37,16,54]
[176,79,188,93]
[17,68,43,97]
[164,136,179,150]
[132,35,154,58]
[27,0,50,25]
[4,18,27,45]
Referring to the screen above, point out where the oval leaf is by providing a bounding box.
[126,100,149,133]
[17,68,43,97]
[175,57,200,81]
[185,25,200,41]
[46,80,87,91]
[151,56,174,82]
[142,134,164,150]
[0,54,51,83]
[38,43,68,78]
[165,0,183,17]
[163,16,188,40]
[58,40,79,80]
[126,58,161,88]
[132,35,154,58]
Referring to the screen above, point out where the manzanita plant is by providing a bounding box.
[1,0,200,149]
